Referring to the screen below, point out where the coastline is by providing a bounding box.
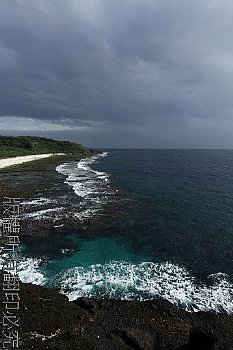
[2,152,233,308]
[0,271,232,349]
[0,153,65,169]
[1,149,233,349]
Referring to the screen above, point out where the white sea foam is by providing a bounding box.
[15,151,233,312]
[73,208,99,222]
[22,197,62,220]
[4,255,232,313]
[56,153,109,198]
[22,198,56,206]
[17,257,46,285]
[56,152,112,221]
[0,256,46,285]
[24,207,65,220]
[20,153,110,221]
[54,261,233,313]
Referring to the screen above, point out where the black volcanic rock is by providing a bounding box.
[0,273,233,349]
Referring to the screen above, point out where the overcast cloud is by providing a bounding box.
[0,0,233,147]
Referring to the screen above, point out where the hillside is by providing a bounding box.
[0,135,91,158]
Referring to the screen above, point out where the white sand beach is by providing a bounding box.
[0,153,65,169]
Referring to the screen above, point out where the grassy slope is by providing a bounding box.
[0,135,91,158]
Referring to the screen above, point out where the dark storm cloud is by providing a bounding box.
[0,0,233,147]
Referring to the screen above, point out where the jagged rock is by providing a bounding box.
[0,272,233,349]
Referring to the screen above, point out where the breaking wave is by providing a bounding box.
[52,261,233,313]
[3,254,232,313]
[0,255,46,285]
[56,152,113,221]
[17,257,47,285]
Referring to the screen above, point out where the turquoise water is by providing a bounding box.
[44,236,148,278]
[19,150,233,312]
[94,150,233,278]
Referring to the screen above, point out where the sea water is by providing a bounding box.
[15,150,233,312]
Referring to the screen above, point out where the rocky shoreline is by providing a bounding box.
[1,153,233,349]
[0,272,233,350]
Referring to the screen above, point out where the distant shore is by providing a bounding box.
[0,153,65,169]
[1,139,233,349]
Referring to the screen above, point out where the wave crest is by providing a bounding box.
[50,261,233,313]
[56,152,113,221]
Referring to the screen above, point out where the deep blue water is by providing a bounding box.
[18,149,233,312]
[93,149,233,278]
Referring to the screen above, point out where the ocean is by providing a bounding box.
[15,149,233,312]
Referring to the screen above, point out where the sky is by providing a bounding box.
[0,0,233,148]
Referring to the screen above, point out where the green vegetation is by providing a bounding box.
[0,135,92,158]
